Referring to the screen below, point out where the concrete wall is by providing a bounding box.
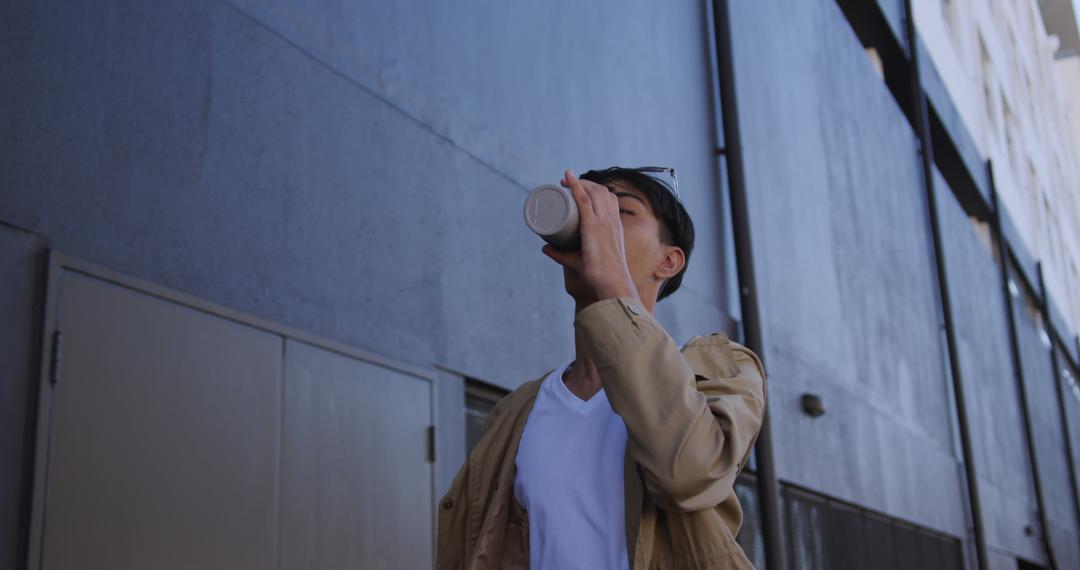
[4,0,1079,568]
[1,0,733,566]
[1059,355,1080,520]
[730,0,967,537]
[934,169,1043,564]
[0,0,735,389]
[914,0,1080,340]
[1012,289,1080,568]
[727,0,1080,564]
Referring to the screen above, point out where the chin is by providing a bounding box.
[562,273,595,305]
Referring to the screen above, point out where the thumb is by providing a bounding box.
[541,244,565,263]
[541,244,580,270]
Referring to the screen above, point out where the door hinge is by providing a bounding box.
[49,330,63,385]
[427,425,436,463]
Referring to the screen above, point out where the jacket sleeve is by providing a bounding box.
[574,297,767,513]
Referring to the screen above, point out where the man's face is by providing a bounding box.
[562,180,682,304]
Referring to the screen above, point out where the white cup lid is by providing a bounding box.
[524,185,573,235]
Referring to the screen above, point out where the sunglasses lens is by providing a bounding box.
[636,167,679,199]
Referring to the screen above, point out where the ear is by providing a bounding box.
[653,245,686,281]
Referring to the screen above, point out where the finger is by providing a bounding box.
[575,177,619,222]
[609,191,621,223]
[541,244,584,272]
[574,173,617,218]
[563,170,595,222]
[598,186,619,222]
[567,170,608,219]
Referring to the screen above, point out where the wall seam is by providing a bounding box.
[217,0,531,194]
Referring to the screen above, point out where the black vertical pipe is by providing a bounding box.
[991,171,1058,569]
[711,2,786,568]
[1037,264,1080,555]
[902,2,988,568]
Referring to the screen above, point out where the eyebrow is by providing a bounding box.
[612,191,648,208]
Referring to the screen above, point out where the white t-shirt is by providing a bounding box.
[513,361,630,570]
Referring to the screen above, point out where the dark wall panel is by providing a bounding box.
[933,169,1044,563]
[729,0,965,535]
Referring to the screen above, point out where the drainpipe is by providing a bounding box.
[711,1,786,568]
[903,1,988,567]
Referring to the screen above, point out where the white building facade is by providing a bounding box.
[915,0,1080,339]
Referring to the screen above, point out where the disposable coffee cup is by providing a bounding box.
[523,184,580,251]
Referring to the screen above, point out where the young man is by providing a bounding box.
[437,167,767,569]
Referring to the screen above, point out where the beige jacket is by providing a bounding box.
[436,297,767,569]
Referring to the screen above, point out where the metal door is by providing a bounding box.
[31,262,434,569]
[278,339,433,569]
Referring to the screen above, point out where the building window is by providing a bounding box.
[465,379,509,454]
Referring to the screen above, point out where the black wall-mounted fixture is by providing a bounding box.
[801,393,826,417]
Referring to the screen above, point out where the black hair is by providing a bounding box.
[579,167,695,302]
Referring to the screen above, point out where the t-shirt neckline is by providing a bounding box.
[550,361,606,413]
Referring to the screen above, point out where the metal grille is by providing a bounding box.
[783,485,964,570]
[464,379,508,454]
[735,474,767,568]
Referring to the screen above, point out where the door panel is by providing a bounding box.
[36,268,435,569]
[43,272,283,570]
[278,339,433,570]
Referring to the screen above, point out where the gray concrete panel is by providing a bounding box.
[1047,296,1076,360]
[1061,331,1080,367]
[729,0,965,535]
[986,548,1021,570]
[1060,356,1080,517]
[1012,293,1080,569]
[220,0,722,208]
[934,169,1044,562]
[1061,335,1080,369]
[0,224,44,570]
[1,0,734,396]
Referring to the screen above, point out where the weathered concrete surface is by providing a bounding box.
[1012,291,1080,569]
[1,0,732,391]
[935,169,1044,563]
[1,0,734,561]
[729,0,966,537]
[5,0,1078,565]
[1059,355,1080,529]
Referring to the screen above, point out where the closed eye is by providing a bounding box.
[619,208,635,215]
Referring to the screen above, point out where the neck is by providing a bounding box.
[561,294,657,401]
[563,332,603,401]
